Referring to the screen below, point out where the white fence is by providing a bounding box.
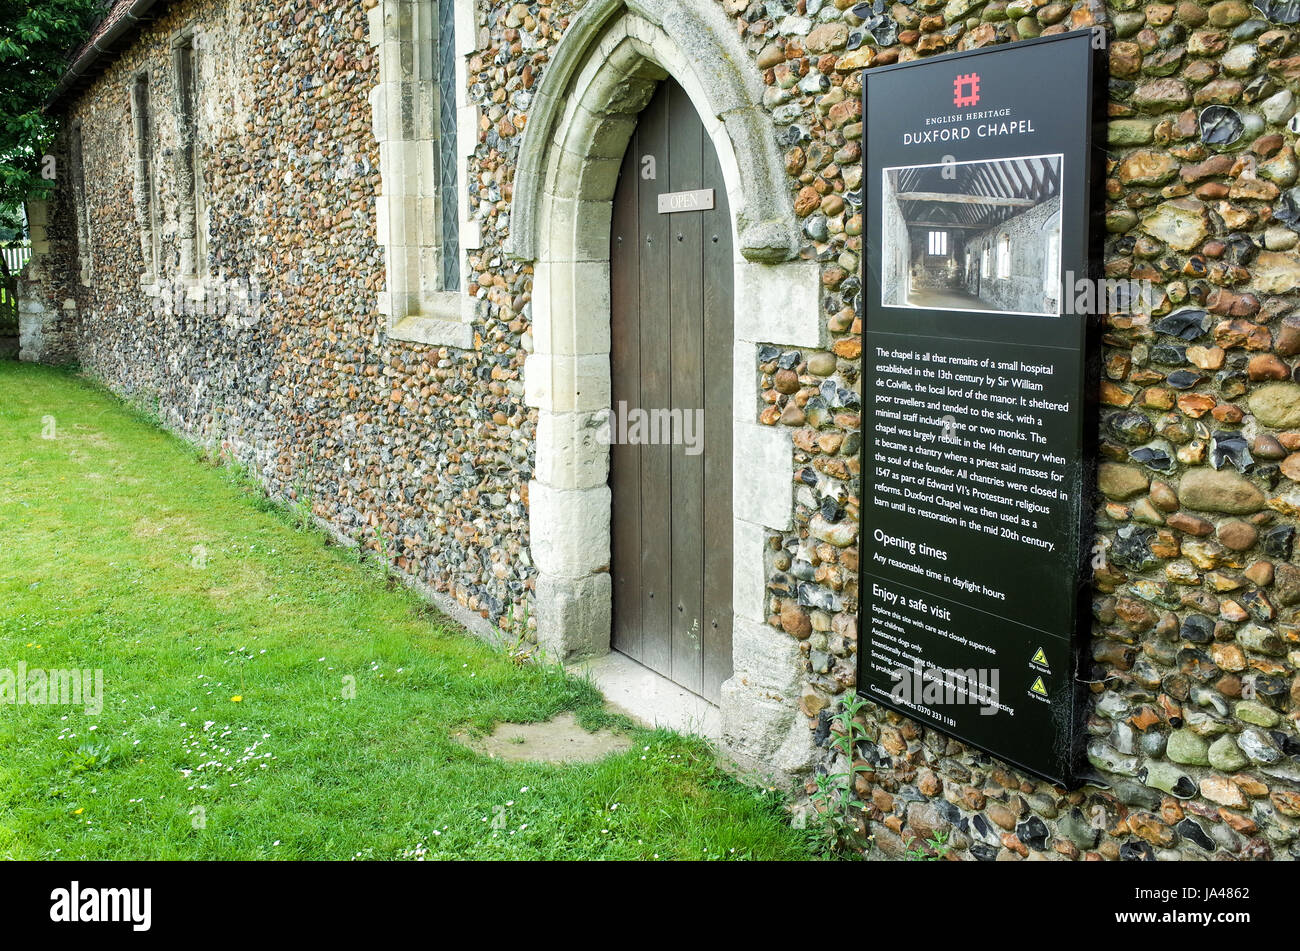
[1,243,26,334]
[2,243,32,274]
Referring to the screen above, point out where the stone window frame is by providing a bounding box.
[367,0,482,350]
[996,231,1012,280]
[129,70,162,287]
[68,120,92,285]
[171,24,207,284]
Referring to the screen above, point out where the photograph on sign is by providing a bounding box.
[880,154,1063,317]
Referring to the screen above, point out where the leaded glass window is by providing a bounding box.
[369,0,472,346]
[436,0,459,292]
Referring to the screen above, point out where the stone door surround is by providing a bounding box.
[511,0,822,777]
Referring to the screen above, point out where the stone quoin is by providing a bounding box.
[20,0,1300,860]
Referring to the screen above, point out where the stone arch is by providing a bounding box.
[517,0,819,781]
[506,0,799,266]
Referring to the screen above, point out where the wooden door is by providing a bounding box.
[609,80,734,704]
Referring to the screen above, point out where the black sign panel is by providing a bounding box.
[858,32,1102,785]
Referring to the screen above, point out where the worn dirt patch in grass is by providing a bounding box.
[458,713,633,763]
[132,514,203,541]
[67,425,117,448]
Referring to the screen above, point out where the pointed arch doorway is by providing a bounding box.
[609,79,734,704]
[513,0,820,775]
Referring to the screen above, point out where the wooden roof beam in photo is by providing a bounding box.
[955,173,980,224]
[1023,158,1046,200]
[989,163,1020,202]
[973,166,998,198]
[906,221,988,229]
[1030,157,1061,200]
[1004,160,1031,199]
[970,167,999,224]
[972,167,1003,219]
[1030,158,1052,198]
[893,191,1037,207]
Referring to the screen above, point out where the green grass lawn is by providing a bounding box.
[0,362,816,860]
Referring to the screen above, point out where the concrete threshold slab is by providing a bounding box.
[569,651,721,740]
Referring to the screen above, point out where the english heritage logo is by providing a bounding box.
[952,72,981,108]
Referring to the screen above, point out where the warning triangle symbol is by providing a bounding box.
[1031,677,1049,697]
[1032,647,1049,667]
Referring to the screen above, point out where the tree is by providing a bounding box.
[0,0,106,232]
[0,204,24,244]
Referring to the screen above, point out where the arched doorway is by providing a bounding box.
[609,79,734,703]
[509,0,819,777]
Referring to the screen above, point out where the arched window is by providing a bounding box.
[996,233,1011,280]
[129,72,160,284]
[172,26,204,279]
[69,122,92,285]
[1043,219,1061,298]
